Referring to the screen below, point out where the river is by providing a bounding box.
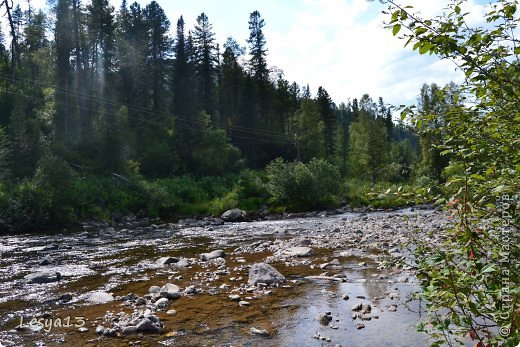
[0,207,452,346]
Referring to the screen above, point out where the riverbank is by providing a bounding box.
[0,169,438,235]
[0,206,460,346]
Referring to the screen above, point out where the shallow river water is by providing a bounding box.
[0,208,448,346]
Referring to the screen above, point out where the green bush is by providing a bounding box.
[266,158,342,211]
[209,190,239,216]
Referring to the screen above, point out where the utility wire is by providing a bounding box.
[0,88,293,145]
[0,72,290,140]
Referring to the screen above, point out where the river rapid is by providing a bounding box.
[0,207,453,347]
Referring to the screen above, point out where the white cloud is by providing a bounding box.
[263,0,487,106]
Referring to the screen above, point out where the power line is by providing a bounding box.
[0,88,292,145]
[0,72,290,140]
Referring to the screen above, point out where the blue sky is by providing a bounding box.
[14,0,491,106]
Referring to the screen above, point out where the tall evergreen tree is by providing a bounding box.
[144,1,170,113]
[54,0,73,144]
[219,37,245,135]
[247,10,269,123]
[316,86,336,157]
[193,12,217,118]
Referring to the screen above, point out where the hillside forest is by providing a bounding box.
[0,0,458,231]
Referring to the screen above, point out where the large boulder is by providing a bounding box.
[248,263,285,287]
[24,271,61,284]
[221,208,247,222]
[159,283,181,299]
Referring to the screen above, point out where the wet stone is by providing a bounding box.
[58,293,73,302]
[356,323,366,330]
[148,285,161,294]
[250,327,270,336]
[160,283,181,300]
[200,250,226,261]
[136,317,161,334]
[38,255,54,266]
[248,263,285,287]
[24,271,61,284]
[155,297,169,309]
[122,326,138,335]
[86,291,114,304]
[156,257,179,266]
[318,312,333,325]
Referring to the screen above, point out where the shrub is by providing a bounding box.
[266,158,342,211]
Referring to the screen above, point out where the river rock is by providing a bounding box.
[156,257,179,266]
[159,283,181,299]
[248,263,285,286]
[122,326,138,335]
[356,323,365,329]
[282,246,314,257]
[175,259,190,268]
[136,317,162,333]
[221,208,247,222]
[250,327,270,336]
[58,293,73,302]
[24,271,61,284]
[86,291,114,304]
[296,239,312,246]
[200,250,226,261]
[318,312,332,325]
[155,297,169,309]
[387,304,397,312]
[38,255,54,265]
[229,294,241,301]
[149,285,161,294]
[184,285,196,295]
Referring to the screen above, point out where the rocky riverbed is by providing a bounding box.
[0,207,453,346]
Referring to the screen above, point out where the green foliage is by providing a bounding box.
[345,178,435,208]
[191,113,243,176]
[348,106,389,183]
[386,0,520,344]
[209,190,239,216]
[291,99,326,162]
[33,153,76,224]
[0,127,11,179]
[266,158,341,211]
[387,138,418,181]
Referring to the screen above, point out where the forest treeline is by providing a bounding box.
[0,0,457,231]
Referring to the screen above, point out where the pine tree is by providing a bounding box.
[219,38,245,136]
[316,86,336,157]
[247,10,269,123]
[54,0,73,144]
[144,1,171,113]
[193,12,217,117]
[349,96,389,184]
